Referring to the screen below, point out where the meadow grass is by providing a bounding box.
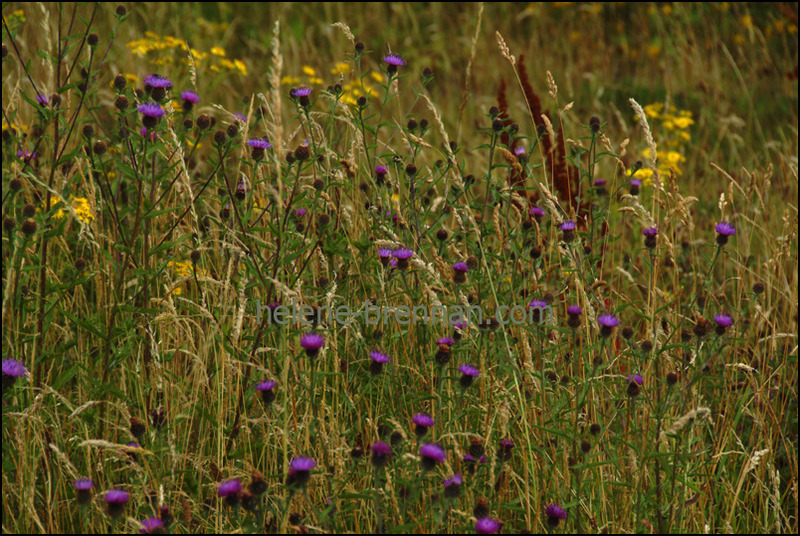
[2,2,797,534]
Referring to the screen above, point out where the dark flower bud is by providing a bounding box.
[182,117,193,129]
[492,118,504,132]
[82,125,95,138]
[213,130,227,145]
[190,250,201,264]
[23,204,36,218]
[355,41,365,53]
[405,163,417,176]
[114,95,129,110]
[3,216,16,233]
[93,140,107,155]
[621,326,634,340]
[226,123,238,138]
[9,178,22,191]
[313,178,325,190]
[589,423,601,435]
[436,228,448,241]
[357,96,367,108]
[589,115,600,133]
[294,145,310,161]
[87,33,99,47]
[129,417,146,440]
[115,5,127,16]
[114,74,127,91]
[74,257,87,271]
[752,282,764,295]
[580,440,591,453]
[21,219,37,236]
[466,256,478,270]
[196,114,211,130]
[419,119,428,130]
[407,118,418,130]
[666,371,679,386]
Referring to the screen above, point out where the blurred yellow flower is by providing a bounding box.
[211,46,226,56]
[302,65,317,76]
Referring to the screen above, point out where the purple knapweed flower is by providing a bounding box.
[300,333,325,357]
[369,350,390,375]
[36,93,49,106]
[420,443,446,470]
[529,206,545,220]
[104,489,130,518]
[598,314,619,337]
[452,262,469,283]
[459,363,480,388]
[498,439,515,462]
[144,74,172,89]
[371,441,392,468]
[256,380,277,404]
[378,248,393,267]
[16,150,37,163]
[2,359,27,390]
[180,90,199,111]
[413,412,435,437]
[290,86,313,98]
[73,478,93,505]
[630,178,642,195]
[545,504,567,527]
[567,305,582,329]
[643,226,658,248]
[475,517,502,534]
[715,222,736,245]
[247,137,271,160]
[383,53,406,73]
[393,248,414,270]
[286,457,316,488]
[443,473,463,498]
[139,518,165,534]
[714,314,733,335]
[559,220,577,243]
[218,479,242,507]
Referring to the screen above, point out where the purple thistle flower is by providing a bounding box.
[369,350,390,375]
[3,359,27,389]
[383,53,406,73]
[104,489,130,518]
[290,86,313,98]
[443,473,463,498]
[475,517,502,534]
[714,314,733,335]
[567,305,582,328]
[300,332,325,357]
[73,478,93,505]
[234,112,248,123]
[715,222,736,245]
[420,443,446,470]
[375,165,389,176]
[643,227,658,237]
[529,206,545,219]
[256,380,277,404]
[413,412,435,437]
[139,518,165,534]
[437,337,455,347]
[393,248,414,270]
[247,137,271,160]
[593,178,607,187]
[528,300,550,324]
[218,479,242,507]
[598,314,619,337]
[247,137,272,149]
[514,145,526,157]
[218,479,242,497]
[36,93,49,106]
[181,90,199,103]
[559,220,576,231]
[545,504,567,527]
[295,208,307,218]
[144,74,172,89]
[630,178,642,195]
[459,363,480,388]
[138,102,165,129]
[452,262,469,273]
[286,457,316,488]
[627,374,644,385]
[378,248,393,267]
[498,439,515,462]
[371,441,392,468]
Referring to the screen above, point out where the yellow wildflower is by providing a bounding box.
[302,65,317,76]
[331,62,350,76]
[370,71,385,83]
[211,46,226,56]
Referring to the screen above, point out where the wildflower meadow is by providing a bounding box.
[2,3,798,534]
